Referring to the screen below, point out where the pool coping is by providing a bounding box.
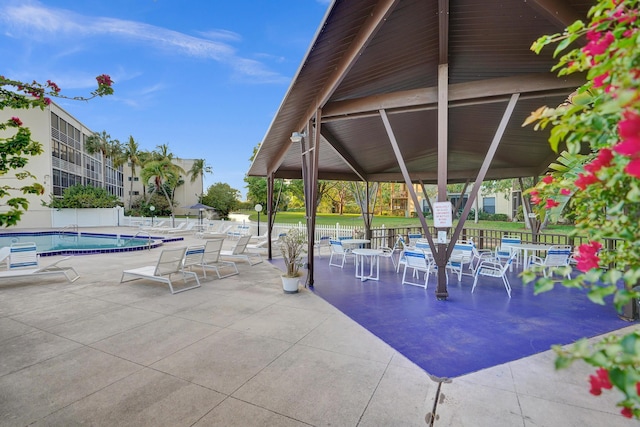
[0,231,183,256]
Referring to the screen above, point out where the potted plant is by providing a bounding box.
[280,228,306,293]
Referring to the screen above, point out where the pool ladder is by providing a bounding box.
[58,224,79,241]
[124,230,153,250]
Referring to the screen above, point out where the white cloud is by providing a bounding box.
[0,0,287,83]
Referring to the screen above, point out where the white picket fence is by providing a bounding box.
[121,215,397,248]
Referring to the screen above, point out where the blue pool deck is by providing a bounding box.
[271,254,630,380]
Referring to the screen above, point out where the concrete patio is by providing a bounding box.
[0,228,636,426]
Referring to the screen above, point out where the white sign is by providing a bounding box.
[433,201,453,228]
[437,231,448,244]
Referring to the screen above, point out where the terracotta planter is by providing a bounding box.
[281,275,300,293]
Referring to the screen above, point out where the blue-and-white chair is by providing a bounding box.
[496,234,521,270]
[0,242,79,283]
[529,245,573,279]
[446,241,475,282]
[472,251,517,297]
[407,233,423,246]
[401,250,434,289]
[329,239,354,268]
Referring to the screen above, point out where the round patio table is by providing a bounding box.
[352,248,383,282]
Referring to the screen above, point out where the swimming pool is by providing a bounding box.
[0,231,174,256]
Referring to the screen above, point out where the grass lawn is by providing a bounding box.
[240,210,575,235]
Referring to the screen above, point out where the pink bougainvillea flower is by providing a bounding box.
[582,31,615,57]
[585,148,614,173]
[9,116,22,127]
[618,110,640,138]
[560,188,571,196]
[589,374,603,395]
[614,138,640,157]
[593,72,609,88]
[576,241,601,272]
[624,157,640,178]
[575,172,599,190]
[96,74,112,86]
[596,368,612,389]
[588,367,613,396]
[545,199,560,209]
[597,148,614,166]
[621,407,633,418]
[542,175,554,184]
[46,80,60,93]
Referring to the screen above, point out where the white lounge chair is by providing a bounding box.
[198,225,233,240]
[0,242,79,283]
[120,247,200,294]
[157,222,186,234]
[220,235,262,265]
[197,239,239,278]
[167,222,196,235]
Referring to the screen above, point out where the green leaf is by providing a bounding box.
[534,277,555,294]
[587,285,616,305]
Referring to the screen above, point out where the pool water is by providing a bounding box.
[0,232,165,256]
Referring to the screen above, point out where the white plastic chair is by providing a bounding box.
[314,236,332,258]
[446,242,475,282]
[496,234,521,267]
[529,245,573,279]
[407,233,422,246]
[328,239,354,268]
[472,251,517,297]
[378,235,404,269]
[401,250,434,289]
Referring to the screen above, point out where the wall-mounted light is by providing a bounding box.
[290,132,306,143]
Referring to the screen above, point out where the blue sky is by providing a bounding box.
[0,0,330,198]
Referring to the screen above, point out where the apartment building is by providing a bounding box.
[123,157,203,217]
[1,101,201,227]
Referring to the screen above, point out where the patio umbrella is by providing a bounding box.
[182,203,215,211]
[182,203,216,224]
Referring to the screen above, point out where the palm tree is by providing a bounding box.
[140,158,183,226]
[122,136,143,210]
[153,143,173,161]
[188,159,213,184]
[85,130,120,190]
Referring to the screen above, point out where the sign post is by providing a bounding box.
[433,202,452,243]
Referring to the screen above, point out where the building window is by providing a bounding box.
[129,191,140,196]
[127,176,139,181]
[483,197,496,214]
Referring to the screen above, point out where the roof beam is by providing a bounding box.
[266,0,400,175]
[320,128,368,181]
[526,0,584,28]
[269,166,544,183]
[322,73,585,118]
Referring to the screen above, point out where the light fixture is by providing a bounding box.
[290,132,306,143]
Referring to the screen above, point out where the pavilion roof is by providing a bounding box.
[248,0,593,184]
